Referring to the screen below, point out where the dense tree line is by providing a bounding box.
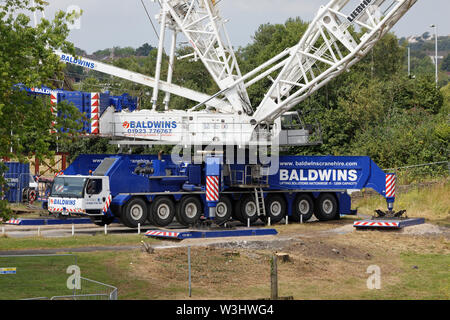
[0,0,83,219]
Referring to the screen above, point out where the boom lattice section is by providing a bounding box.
[253,0,418,123]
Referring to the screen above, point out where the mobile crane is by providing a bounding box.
[53,0,417,147]
[42,0,418,228]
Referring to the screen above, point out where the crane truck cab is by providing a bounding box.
[48,175,111,220]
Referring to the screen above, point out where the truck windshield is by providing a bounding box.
[51,177,87,198]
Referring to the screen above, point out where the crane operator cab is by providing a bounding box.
[274,111,322,146]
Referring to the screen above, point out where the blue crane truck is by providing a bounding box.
[45,153,396,228]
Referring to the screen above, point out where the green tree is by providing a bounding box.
[136,43,154,57]
[0,0,81,220]
[441,53,450,72]
[79,77,102,92]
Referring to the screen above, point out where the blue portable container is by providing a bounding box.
[2,162,30,203]
[99,93,110,115]
[57,91,91,133]
[109,93,138,112]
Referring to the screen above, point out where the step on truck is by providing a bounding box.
[46,153,397,228]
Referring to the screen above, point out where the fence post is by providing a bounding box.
[270,254,278,300]
[138,223,141,235]
[104,224,107,235]
[188,246,192,298]
[72,224,75,237]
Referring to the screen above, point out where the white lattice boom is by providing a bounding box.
[47,0,418,146]
[252,0,418,123]
[163,0,252,115]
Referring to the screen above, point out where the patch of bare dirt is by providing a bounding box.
[400,223,446,235]
[122,221,449,299]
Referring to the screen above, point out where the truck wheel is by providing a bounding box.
[22,188,30,202]
[314,193,338,221]
[237,195,259,225]
[123,198,148,228]
[214,196,233,225]
[292,193,314,222]
[262,195,286,224]
[151,197,175,227]
[176,196,203,227]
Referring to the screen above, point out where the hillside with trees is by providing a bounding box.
[400,33,450,86]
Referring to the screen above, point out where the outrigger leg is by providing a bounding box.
[374,173,407,219]
[354,174,425,230]
[374,198,407,219]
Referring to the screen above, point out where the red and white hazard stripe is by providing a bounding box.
[48,207,85,214]
[386,174,396,198]
[354,221,399,228]
[91,92,100,135]
[102,194,112,214]
[206,176,219,202]
[5,219,21,225]
[50,91,58,113]
[50,90,58,133]
[54,170,64,177]
[145,231,180,238]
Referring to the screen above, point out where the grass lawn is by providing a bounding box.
[0,228,448,300]
[0,234,159,251]
[36,244,448,300]
[0,179,448,300]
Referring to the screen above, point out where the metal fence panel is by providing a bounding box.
[0,254,117,300]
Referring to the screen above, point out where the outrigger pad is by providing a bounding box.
[5,219,21,225]
[145,228,278,240]
[4,218,93,226]
[354,218,425,229]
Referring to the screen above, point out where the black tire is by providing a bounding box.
[237,195,259,225]
[262,194,286,224]
[22,187,30,202]
[291,193,314,222]
[214,196,233,225]
[122,198,148,228]
[176,196,203,226]
[314,193,339,221]
[150,196,176,227]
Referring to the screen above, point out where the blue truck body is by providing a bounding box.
[46,153,393,228]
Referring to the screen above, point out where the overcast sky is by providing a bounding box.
[39,0,449,54]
